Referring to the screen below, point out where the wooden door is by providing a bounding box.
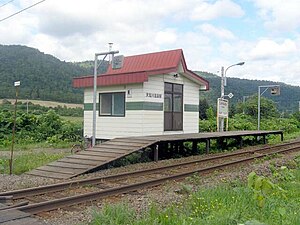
[164,83,183,131]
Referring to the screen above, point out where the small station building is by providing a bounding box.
[73,49,209,140]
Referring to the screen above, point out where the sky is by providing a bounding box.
[0,0,300,86]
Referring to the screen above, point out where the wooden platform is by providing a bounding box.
[0,203,45,225]
[26,130,283,179]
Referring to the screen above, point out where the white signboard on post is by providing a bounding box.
[217,98,229,118]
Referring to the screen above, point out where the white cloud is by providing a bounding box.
[252,0,300,31]
[198,24,235,40]
[0,0,300,87]
[190,0,244,21]
[155,29,177,45]
[249,39,297,60]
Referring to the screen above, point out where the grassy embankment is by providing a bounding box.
[90,155,300,225]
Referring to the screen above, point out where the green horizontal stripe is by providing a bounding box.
[84,102,163,111]
[184,104,199,112]
[126,102,163,111]
[84,103,99,110]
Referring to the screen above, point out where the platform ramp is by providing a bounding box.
[26,137,156,179]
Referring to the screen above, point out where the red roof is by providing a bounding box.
[73,49,209,89]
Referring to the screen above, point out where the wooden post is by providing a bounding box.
[280,132,284,141]
[192,141,198,155]
[179,141,184,152]
[206,139,210,154]
[263,135,266,144]
[237,137,243,149]
[154,144,159,162]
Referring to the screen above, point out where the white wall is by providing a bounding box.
[83,72,200,139]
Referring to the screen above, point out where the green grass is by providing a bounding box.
[0,141,75,151]
[0,151,69,174]
[61,116,83,123]
[90,155,300,225]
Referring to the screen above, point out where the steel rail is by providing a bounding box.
[5,144,300,214]
[1,140,300,199]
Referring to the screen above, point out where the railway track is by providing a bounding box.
[1,140,300,215]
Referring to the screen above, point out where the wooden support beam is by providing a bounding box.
[263,135,266,144]
[280,132,284,141]
[206,139,210,154]
[236,137,243,149]
[154,144,159,162]
[179,141,184,152]
[192,141,198,154]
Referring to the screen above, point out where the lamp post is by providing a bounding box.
[257,85,280,130]
[218,62,245,132]
[92,50,119,147]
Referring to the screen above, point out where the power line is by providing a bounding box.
[0,0,15,8]
[0,0,46,23]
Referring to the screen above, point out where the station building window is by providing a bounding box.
[99,92,125,117]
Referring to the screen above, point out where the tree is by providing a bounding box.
[236,96,279,118]
[199,98,209,119]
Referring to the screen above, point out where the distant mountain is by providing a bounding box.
[196,71,300,113]
[0,45,299,112]
[0,45,92,103]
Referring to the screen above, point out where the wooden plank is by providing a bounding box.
[35,165,84,175]
[92,145,133,151]
[58,158,101,166]
[88,148,129,154]
[48,161,90,169]
[95,143,137,149]
[0,209,30,223]
[113,138,154,144]
[78,151,122,157]
[66,154,112,161]
[26,169,70,179]
[1,216,46,225]
[105,141,148,147]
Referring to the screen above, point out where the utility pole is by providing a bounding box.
[10,81,20,175]
[219,66,225,132]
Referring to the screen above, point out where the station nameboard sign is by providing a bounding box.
[217,98,228,118]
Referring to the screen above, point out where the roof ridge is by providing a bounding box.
[124,48,182,58]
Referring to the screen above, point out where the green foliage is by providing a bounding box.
[271,165,295,182]
[247,172,278,207]
[91,203,135,225]
[199,107,217,132]
[235,96,279,118]
[199,107,300,135]
[91,163,300,224]
[229,114,257,130]
[0,109,82,148]
[199,98,210,119]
